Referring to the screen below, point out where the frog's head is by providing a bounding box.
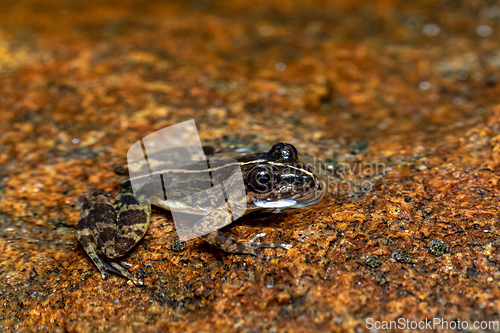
[243,143,326,211]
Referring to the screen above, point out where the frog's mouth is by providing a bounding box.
[284,177,326,209]
[254,199,298,209]
[252,177,326,210]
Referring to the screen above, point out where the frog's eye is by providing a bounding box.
[267,143,298,163]
[248,166,275,193]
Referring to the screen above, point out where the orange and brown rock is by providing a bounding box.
[1,0,499,332]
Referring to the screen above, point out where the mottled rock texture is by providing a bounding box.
[1,0,499,332]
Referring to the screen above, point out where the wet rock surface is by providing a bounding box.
[1,0,499,331]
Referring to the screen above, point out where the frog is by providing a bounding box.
[76,142,325,285]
